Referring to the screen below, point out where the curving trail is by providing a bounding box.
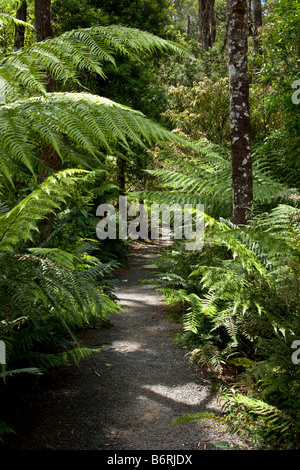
[4,240,232,451]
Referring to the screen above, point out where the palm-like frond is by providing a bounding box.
[0,25,193,100]
[0,93,191,186]
[0,249,119,371]
[0,169,88,252]
[0,169,121,373]
[0,11,34,29]
[135,142,291,219]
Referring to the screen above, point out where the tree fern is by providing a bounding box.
[151,201,300,448]
[175,289,203,334]
[0,10,33,30]
[137,141,291,220]
[0,420,15,443]
[0,24,193,100]
[0,169,89,251]
[0,169,121,375]
[0,93,194,188]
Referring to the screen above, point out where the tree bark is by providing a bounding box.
[34,0,53,42]
[116,156,126,196]
[14,0,27,50]
[35,0,59,243]
[210,0,216,46]
[186,15,191,36]
[252,0,262,54]
[227,0,253,226]
[198,0,216,50]
[34,0,56,92]
[35,0,58,177]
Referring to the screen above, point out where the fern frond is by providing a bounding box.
[0,169,87,252]
[0,12,34,29]
[0,420,15,442]
[139,142,289,219]
[171,411,217,424]
[0,25,193,99]
[0,93,192,186]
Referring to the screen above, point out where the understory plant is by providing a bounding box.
[138,141,300,448]
[152,202,300,448]
[0,169,121,377]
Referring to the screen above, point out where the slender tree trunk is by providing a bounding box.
[14,0,27,50]
[35,0,58,174]
[35,0,59,242]
[186,15,191,36]
[198,0,216,50]
[251,0,262,81]
[198,0,210,50]
[116,157,126,196]
[227,0,253,225]
[252,0,262,54]
[34,0,56,92]
[35,0,53,42]
[247,0,253,35]
[210,0,216,46]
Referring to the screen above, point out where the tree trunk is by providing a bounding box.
[34,0,56,92]
[35,0,53,42]
[252,0,262,54]
[116,157,126,196]
[35,0,58,177]
[186,15,191,36]
[14,0,27,50]
[227,0,253,226]
[210,0,216,46]
[198,0,210,50]
[198,0,216,50]
[35,0,59,243]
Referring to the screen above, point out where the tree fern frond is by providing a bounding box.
[0,12,34,29]
[175,289,203,334]
[141,142,289,220]
[0,169,88,252]
[0,93,193,185]
[0,420,15,442]
[171,411,217,424]
[0,24,193,98]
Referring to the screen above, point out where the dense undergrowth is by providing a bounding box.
[146,200,300,449]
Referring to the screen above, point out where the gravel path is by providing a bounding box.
[4,240,233,451]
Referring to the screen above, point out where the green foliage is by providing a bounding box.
[0,23,193,100]
[0,169,121,377]
[0,0,298,451]
[164,77,230,144]
[0,420,15,442]
[83,0,171,37]
[146,168,300,447]
[251,0,300,187]
[0,12,199,443]
[138,139,291,221]
[171,411,217,424]
[219,388,298,449]
[0,92,198,193]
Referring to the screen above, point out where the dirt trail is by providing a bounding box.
[4,240,232,451]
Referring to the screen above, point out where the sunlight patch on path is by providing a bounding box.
[142,383,210,406]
